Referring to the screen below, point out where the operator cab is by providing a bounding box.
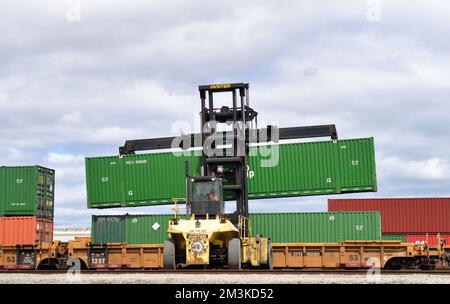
[187,176,224,218]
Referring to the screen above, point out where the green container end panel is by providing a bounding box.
[85,153,202,208]
[85,157,124,208]
[337,138,377,192]
[381,234,406,242]
[0,166,55,217]
[247,137,377,199]
[91,215,125,243]
[125,214,173,244]
[250,212,381,243]
[86,137,376,208]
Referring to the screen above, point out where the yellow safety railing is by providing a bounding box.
[171,198,187,219]
[238,215,252,240]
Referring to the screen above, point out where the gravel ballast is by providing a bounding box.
[0,273,449,284]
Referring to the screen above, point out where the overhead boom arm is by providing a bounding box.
[119,124,338,155]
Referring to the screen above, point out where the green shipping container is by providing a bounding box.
[86,137,376,208]
[0,166,55,218]
[247,137,376,199]
[91,215,125,243]
[91,214,172,244]
[250,212,381,243]
[125,214,172,244]
[91,212,381,244]
[86,153,201,208]
[381,234,406,242]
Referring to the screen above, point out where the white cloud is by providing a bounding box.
[47,152,84,164]
[54,184,86,206]
[1,1,450,226]
[5,148,33,162]
[61,112,83,125]
[45,152,86,184]
[381,157,450,181]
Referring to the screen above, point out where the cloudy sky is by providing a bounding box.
[1,1,450,227]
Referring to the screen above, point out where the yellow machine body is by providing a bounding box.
[242,236,270,267]
[167,214,271,268]
[168,215,238,266]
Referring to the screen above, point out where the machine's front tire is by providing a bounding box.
[259,242,273,270]
[228,238,242,270]
[163,239,176,270]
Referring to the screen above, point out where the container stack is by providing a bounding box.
[85,138,377,208]
[328,198,450,246]
[86,137,379,246]
[0,166,55,244]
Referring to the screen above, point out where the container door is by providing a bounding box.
[36,167,46,218]
[0,218,4,244]
[36,219,54,243]
[43,167,55,219]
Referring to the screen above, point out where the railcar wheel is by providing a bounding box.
[163,239,176,270]
[228,238,242,270]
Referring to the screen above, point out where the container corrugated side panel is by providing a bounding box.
[91,212,380,244]
[249,212,381,243]
[125,214,172,244]
[405,234,450,247]
[0,166,38,216]
[86,157,124,208]
[91,215,125,243]
[86,153,202,208]
[328,198,450,233]
[248,138,376,200]
[0,216,39,244]
[0,169,4,215]
[122,152,201,207]
[248,141,338,199]
[85,138,376,208]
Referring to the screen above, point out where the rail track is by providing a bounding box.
[1,269,450,275]
[2,241,449,273]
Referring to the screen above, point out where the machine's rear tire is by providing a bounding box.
[163,239,176,270]
[228,238,242,270]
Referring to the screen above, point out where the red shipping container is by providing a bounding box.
[0,217,53,244]
[328,198,450,233]
[405,234,450,247]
